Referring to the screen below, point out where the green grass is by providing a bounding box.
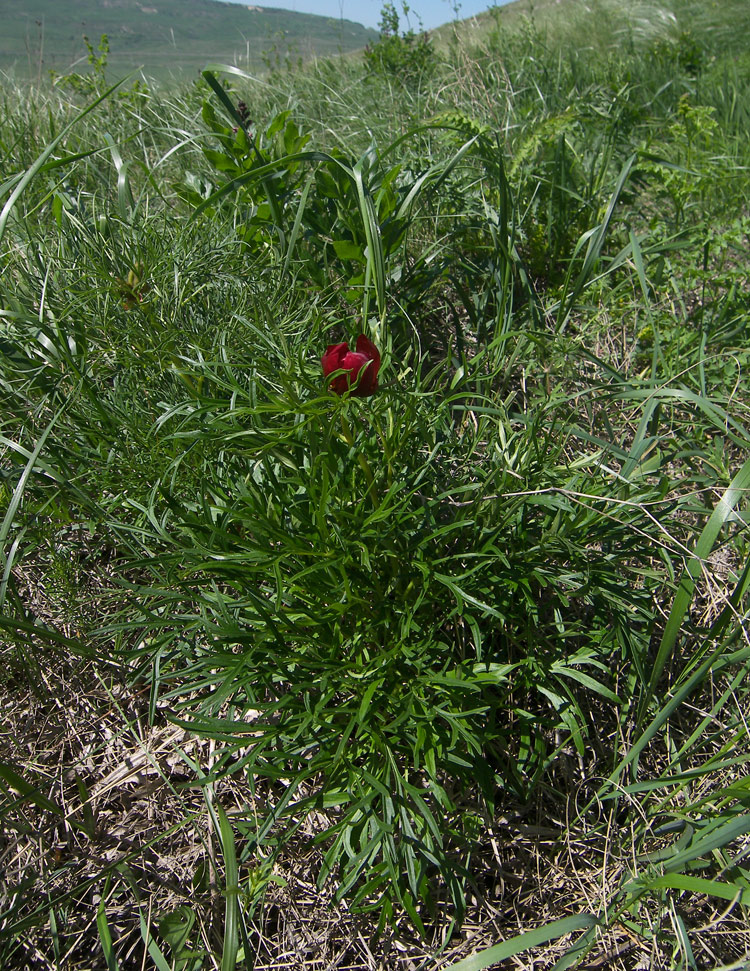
[436,0,750,62]
[1,0,750,967]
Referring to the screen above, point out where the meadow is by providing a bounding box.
[1,0,750,967]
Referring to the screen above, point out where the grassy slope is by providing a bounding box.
[1,1,750,968]
[434,0,750,59]
[0,0,378,77]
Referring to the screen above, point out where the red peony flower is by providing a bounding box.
[321,334,381,398]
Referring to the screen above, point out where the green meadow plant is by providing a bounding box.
[363,1,437,84]
[105,311,672,923]
[187,68,486,331]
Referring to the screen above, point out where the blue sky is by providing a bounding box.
[214,0,512,32]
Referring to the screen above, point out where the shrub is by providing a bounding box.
[364,2,437,83]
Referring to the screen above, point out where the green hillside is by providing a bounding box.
[0,0,378,78]
[434,0,750,60]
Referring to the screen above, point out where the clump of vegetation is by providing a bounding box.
[2,0,750,968]
[364,1,437,82]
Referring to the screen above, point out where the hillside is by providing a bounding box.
[433,0,750,60]
[0,0,378,78]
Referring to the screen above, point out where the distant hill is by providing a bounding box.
[0,0,378,79]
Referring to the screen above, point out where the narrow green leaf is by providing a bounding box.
[96,879,120,971]
[599,646,750,799]
[631,873,750,905]
[659,814,750,874]
[137,909,172,971]
[103,133,135,221]
[639,453,750,722]
[442,915,599,970]
[0,409,66,566]
[216,803,239,971]
[0,763,62,815]
[556,154,636,330]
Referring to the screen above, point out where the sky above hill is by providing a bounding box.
[213,0,511,32]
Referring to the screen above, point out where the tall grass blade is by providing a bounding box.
[103,133,135,222]
[442,915,599,970]
[638,453,750,723]
[556,154,636,331]
[215,803,239,971]
[96,878,120,971]
[0,77,127,246]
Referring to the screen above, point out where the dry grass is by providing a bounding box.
[3,629,750,970]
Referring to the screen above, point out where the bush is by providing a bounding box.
[364,2,437,83]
